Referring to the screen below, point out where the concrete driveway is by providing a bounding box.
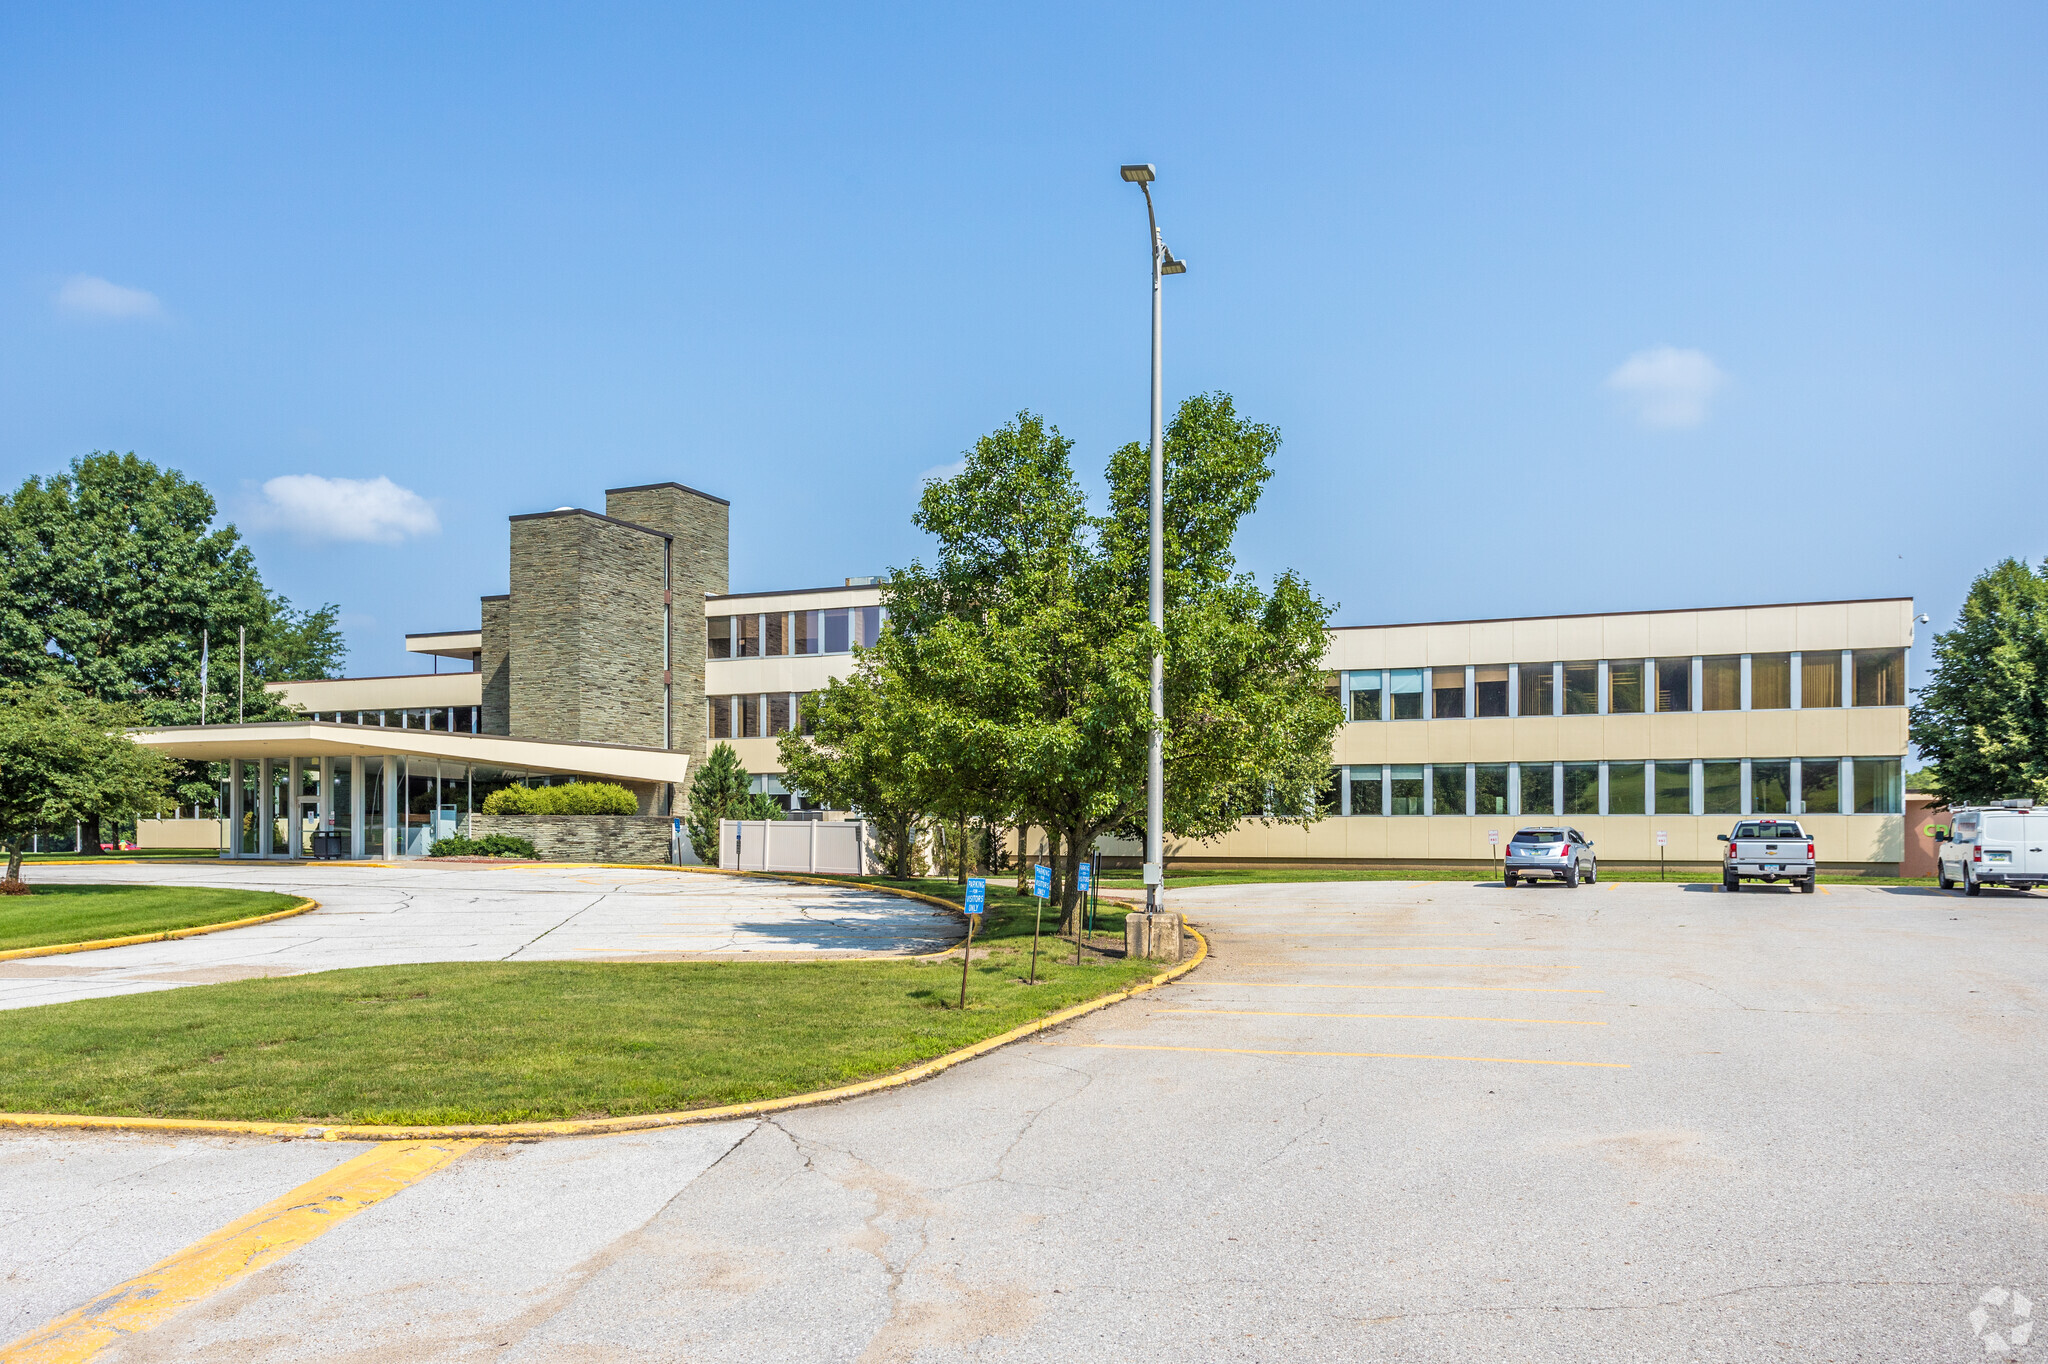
[1,861,958,1010]
[3,877,2044,1361]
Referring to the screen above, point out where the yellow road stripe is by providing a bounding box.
[1160,1008,1606,1025]
[1043,1042,1628,1069]
[2,1140,474,1362]
[1221,982,1602,993]
[1228,960,1576,969]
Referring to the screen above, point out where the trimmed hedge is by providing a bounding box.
[428,833,540,859]
[480,782,638,816]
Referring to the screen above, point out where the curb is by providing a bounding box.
[0,898,321,963]
[0,924,1207,1142]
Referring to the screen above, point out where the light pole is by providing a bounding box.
[1120,163,1186,931]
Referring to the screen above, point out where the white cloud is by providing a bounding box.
[254,475,440,544]
[1605,346,1727,429]
[919,457,967,485]
[54,274,163,320]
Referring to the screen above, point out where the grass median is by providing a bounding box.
[0,886,305,954]
[0,877,1162,1126]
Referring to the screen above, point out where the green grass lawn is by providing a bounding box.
[0,885,305,954]
[1099,866,1939,889]
[20,848,221,863]
[0,935,1161,1124]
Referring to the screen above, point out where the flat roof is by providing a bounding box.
[606,480,731,508]
[507,507,670,539]
[1328,596,1915,633]
[130,722,690,785]
[706,583,886,603]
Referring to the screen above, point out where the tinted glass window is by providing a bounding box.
[1390,765,1424,815]
[1564,662,1598,715]
[1608,660,1644,714]
[1432,671,1465,719]
[1607,761,1645,815]
[1390,669,1425,721]
[1801,651,1840,707]
[1348,766,1383,815]
[1703,761,1742,814]
[1854,757,1903,813]
[1751,653,1791,709]
[1473,665,1509,718]
[707,616,732,659]
[1432,764,1466,815]
[1519,663,1556,717]
[1655,761,1692,815]
[1520,762,1554,815]
[1800,758,1840,814]
[1733,821,1804,839]
[1513,829,1564,843]
[1854,649,1905,706]
[1563,763,1599,815]
[1751,760,1791,814]
[1656,658,1692,712]
[823,609,851,653]
[1702,656,1741,710]
[1474,764,1509,815]
[1348,671,1382,721]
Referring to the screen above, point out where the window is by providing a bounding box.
[1347,671,1382,721]
[1801,651,1840,707]
[1432,764,1467,815]
[1518,663,1555,717]
[1800,758,1840,814]
[765,613,787,656]
[707,616,732,659]
[1607,761,1645,815]
[1853,757,1903,814]
[1733,820,1805,840]
[1656,658,1692,712]
[1854,649,1905,706]
[1390,669,1425,720]
[1564,662,1598,715]
[1512,828,1564,844]
[1703,761,1742,814]
[767,694,792,736]
[823,608,851,653]
[739,695,762,738]
[1431,670,1465,719]
[1654,761,1692,815]
[1390,765,1425,815]
[1563,764,1599,815]
[1751,760,1791,814]
[1702,656,1740,710]
[709,696,733,738]
[1348,766,1383,816]
[797,692,817,735]
[1474,764,1509,815]
[738,614,761,657]
[855,606,883,648]
[795,611,821,655]
[1519,762,1555,814]
[1474,665,1509,718]
[1751,653,1791,710]
[1608,660,1644,714]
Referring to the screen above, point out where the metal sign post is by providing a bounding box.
[1029,862,1050,984]
[1487,828,1499,882]
[1656,829,1668,880]
[961,878,986,1009]
[1074,859,1093,965]
[1087,851,1100,939]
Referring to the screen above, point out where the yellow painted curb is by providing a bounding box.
[0,924,1208,1143]
[0,899,320,963]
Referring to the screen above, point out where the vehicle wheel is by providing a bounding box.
[1937,866,1953,891]
[1503,873,1517,888]
[1724,875,1739,892]
[1564,865,1580,889]
[1798,875,1816,894]
[1966,870,1982,897]
[1587,861,1598,885]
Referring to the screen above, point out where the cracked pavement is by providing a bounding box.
[4,876,2045,1360]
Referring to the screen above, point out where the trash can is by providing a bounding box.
[312,831,346,860]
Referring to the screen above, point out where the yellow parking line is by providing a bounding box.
[1230,960,1577,969]
[1043,1042,1628,1069]
[1226,982,1602,993]
[1160,1008,1606,1025]
[2,1140,474,1363]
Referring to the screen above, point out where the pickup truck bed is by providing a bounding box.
[1721,820,1816,892]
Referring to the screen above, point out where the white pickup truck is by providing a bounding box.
[1717,819,1816,893]
[1936,801,2047,895]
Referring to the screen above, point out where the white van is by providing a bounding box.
[1936,801,2048,894]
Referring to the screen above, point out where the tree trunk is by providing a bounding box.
[955,814,966,884]
[1014,824,1029,895]
[1056,824,1086,936]
[2,836,25,891]
[79,812,105,855]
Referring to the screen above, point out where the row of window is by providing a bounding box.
[1330,757,1904,818]
[708,607,883,659]
[708,692,815,739]
[311,708,481,732]
[1342,649,1905,721]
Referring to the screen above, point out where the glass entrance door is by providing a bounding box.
[297,798,320,857]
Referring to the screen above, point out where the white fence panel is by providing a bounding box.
[719,819,869,875]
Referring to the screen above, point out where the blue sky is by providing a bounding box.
[3,3,2043,683]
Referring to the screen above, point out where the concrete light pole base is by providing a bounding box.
[1124,910,1183,962]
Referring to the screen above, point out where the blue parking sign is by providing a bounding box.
[1033,863,1051,899]
[1077,861,1092,894]
[964,878,986,917]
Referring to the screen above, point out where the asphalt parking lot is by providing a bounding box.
[3,876,2043,1361]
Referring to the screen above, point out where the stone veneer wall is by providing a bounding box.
[470,813,674,864]
[603,483,728,762]
[479,593,511,736]
[507,511,668,748]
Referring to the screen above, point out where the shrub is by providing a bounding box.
[428,833,540,859]
[480,782,638,816]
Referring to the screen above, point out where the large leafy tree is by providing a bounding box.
[1909,558,2048,806]
[778,672,932,878]
[0,683,174,888]
[0,453,345,843]
[833,397,1339,931]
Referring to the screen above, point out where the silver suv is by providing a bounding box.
[1505,827,1597,888]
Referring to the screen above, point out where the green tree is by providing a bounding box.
[684,742,781,863]
[778,672,930,878]
[0,683,174,888]
[873,398,1341,931]
[0,452,346,843]
[1909,558,2048,806]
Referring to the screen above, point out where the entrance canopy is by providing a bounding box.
[130,721,690,787]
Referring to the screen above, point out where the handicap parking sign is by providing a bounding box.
[1033,863,1051,898]
[1077,862,1092,894]
[964,878,986,917]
